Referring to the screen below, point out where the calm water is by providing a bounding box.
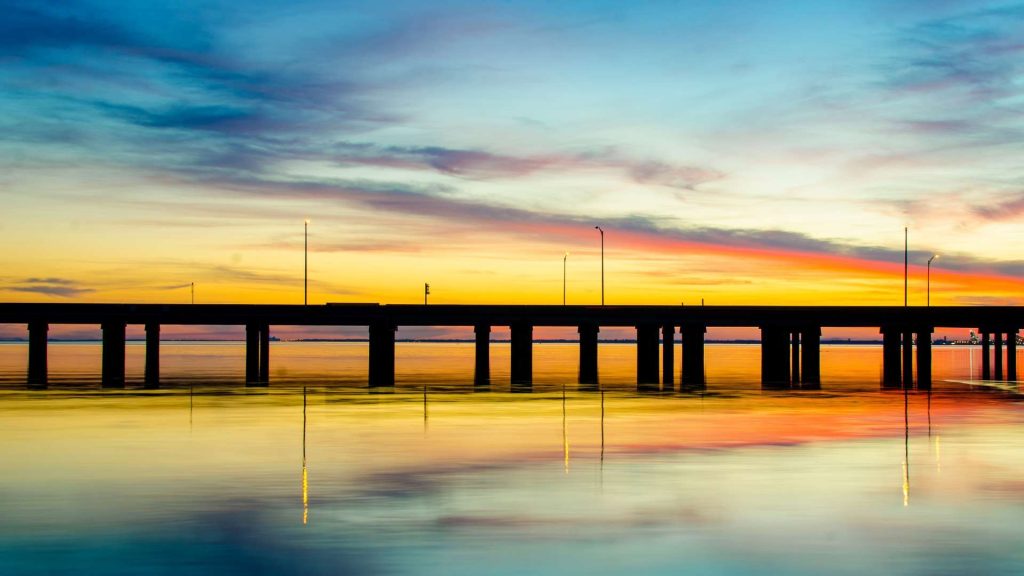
[1,342,1023,575]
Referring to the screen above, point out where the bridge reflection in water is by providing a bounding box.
[3,303,1020,390]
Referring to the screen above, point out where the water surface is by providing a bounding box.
[0,343,1022,574]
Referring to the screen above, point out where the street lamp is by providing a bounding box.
[594,226,604,305]
[563,252,569,305]
[927,254,939,306]
[424,283,430,305]
[904,227,908,307]
[304,219,310,305]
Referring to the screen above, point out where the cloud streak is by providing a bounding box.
[3,277,94,298]
[324,142,724,189]
[153,170,1024,281]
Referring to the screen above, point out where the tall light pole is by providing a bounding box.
[598,228,604,305]
[563,252,569,305]
[424,283,430,305]
[904,227,908,307]
[190,282,194,305]
[927,254,939,306]
[304,219,310,305]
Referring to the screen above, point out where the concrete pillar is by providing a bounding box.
[662,324,675,390]
[27,321,47,388]
[474,324,490,387]
[994,332,1004,380]
[369,322,396,387]
[761,326,790,387]
[510,323,533,387]
[578,323,599,387]
[790,331,801,385]
[636,324,660,388]
[681,325,706,387]
[916,328,932,390]
[145,322,160,388]
[245,323,260,384]
[881,327,902,387]
[902,330,914,388]
[801,327,821,388]
[259,323,270,384]
[982,332,991,380]
[1008,331,1018,381]
[101,321,126,388]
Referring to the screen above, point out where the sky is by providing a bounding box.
[2,1,1024,338]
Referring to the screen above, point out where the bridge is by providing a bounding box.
[1,303,1020,389]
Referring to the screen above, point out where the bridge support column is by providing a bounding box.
[636,324,660,389]
[369,322,396,387]
[761,326,790,387]
[578,324,599,387]
[982,332,991,380]
[101,321,126,388]
[28,321,47,388]
[916,327,932,390]
[246,323,260,384]
[902,330,914,388]
[881,327,902,387]
[662,324,675,390]
[994,332,1004,380]
[259,324,270,384]
[790,331,801,385]
[681,325,706,388]
[145,322,160,388]
[510,323,533,388]
[474,324,490,387]
[801,327,821,388]
[1008,331,1018,381]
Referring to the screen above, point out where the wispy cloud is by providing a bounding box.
[3,277,94,297]
[147,170,1024,280]
[323,142,724,188]
[23,277,78,285]
[890,5,1024,103]
[970,191,1024,221]
[952,294,1023,306]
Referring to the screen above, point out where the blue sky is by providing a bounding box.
[1,0,1023,318]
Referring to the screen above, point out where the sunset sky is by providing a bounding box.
[2,1,1024,338]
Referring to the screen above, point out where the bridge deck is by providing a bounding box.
[0,303,1021,329]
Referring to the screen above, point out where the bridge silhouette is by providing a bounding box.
[2,303,1020,389]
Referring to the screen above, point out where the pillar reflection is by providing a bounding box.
[600,389,605,465]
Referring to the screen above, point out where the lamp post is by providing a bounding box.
[304,219,310,305]
[594,226,604,305]
[190,282,194,305]
[904,227,908,307]
[563,252,569,305]
[927,254,939,306]
[424,283,430,305]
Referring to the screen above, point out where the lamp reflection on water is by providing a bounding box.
[902,459,909,507]
[562,384,569,474]
[903,384,910,507]
[302,386,308,525]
